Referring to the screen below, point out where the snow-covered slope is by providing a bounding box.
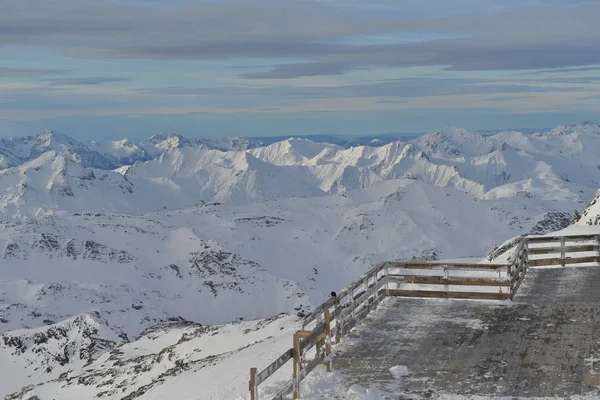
[248,138,342,165]
[0,214,308,339]
[245,122,600,202]
[1,122,598,208]
[123,145,326,206]
[0,130,117,170]
[88,139,151,166]
[0,314,120,397]
[10,315,298,400]
[1,121,600,398]
[0,178,577,398]
[579,190,600,225]
[0,152,138,218]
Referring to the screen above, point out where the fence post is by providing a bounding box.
[334,298,341,344]
[293,333,300,400]
[324,308,332,372]
[249,367,257,400]
[443,265,449,293]
[350,289,356,321]
[374,270,379,301]
[524,238,529,268]
[385,265,390,296]
[560,237,566,267]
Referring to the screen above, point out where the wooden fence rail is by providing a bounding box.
[249,232,600,399]
[526,234,600,268]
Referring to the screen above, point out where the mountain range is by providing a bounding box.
[1,122,600,399]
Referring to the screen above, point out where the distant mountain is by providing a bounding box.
[1,122,599,217]
[0,151,138,218]
[88,138,151,166]
[0,131,414,172]
[0,130,116,170]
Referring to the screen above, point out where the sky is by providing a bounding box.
[1,0,600,140]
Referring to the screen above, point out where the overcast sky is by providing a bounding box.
[1,0,600,139]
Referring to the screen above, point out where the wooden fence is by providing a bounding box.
[249,260,519,399]
[249,232,600,399]
[526,234,600,267]
[250,261,390,400]
[384,261,512,300]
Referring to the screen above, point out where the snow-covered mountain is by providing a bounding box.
[1,121,599,399]
[0,177,577,398]
[0,314,120,397]
[87,138,151,166]
[579,189,600,225]
[0,130,117,172]
[8,314,299,400]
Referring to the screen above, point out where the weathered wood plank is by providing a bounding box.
[388,289,512,300]
[528,256,600,267]
[386,262,507,271]
[402,276,511,287]
[527,244,599,255]
[250,367,257,400]
[527,234,598,243]
[302,297,337,328]
[256,348,294,385]
[298,324,326,353]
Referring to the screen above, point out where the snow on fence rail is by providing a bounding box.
[526,234,600,267]
[249,233,600,399]
[384,261,512,300]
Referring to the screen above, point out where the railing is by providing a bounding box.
[250,261,390,400]
[384,261,512,300]
[249,260,516,399]
[526,234,600,267]
[249,232,600,399]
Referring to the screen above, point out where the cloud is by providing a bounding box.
[1,0,599,78]
[520,66,600,75]
[135,78,585,101]
[44,77,132,85]
[241,63,352,79]
[479,95,536,102]
[0,67,69,78]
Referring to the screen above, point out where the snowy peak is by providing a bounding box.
[88,138,151,166]
[543,121,600,137]
[413,126,492,158]
[0,130,117,171]
[31,130,116,170]
[145,133,191,157]
[0,151,135,217]
[124,145,325,205]
[30,130,82,158]
[248,138,342,166]
[580,190,600,225]
[398,142,429,161]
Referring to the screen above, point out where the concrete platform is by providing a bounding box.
[331,267,600,398]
